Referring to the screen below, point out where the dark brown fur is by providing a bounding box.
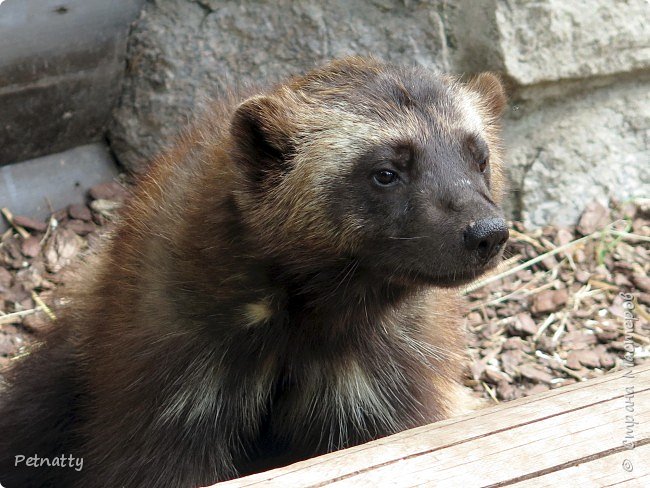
[0,57,507,487]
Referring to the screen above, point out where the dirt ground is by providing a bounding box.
[1,181,648,404]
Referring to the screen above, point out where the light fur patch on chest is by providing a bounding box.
[333,360,401,431]
[243,298,274,327]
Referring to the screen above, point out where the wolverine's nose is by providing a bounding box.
[464,218,509,262]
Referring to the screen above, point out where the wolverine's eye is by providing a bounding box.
[478,157,488,173]
[372,170,399,187]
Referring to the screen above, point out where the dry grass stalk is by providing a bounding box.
[1,208,30,239]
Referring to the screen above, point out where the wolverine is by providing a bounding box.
[0,57,509,487]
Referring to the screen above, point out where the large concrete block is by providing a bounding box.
[0,143,120,232]
[449,0,650,86]
[0,0,144,165]
[108,0,450,172]
[494,0,650,85]
[505,77,650,227]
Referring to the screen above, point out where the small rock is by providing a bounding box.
[470,360,487,381]
[540,255,558,270]
[574,309,593,319]
[466,312,483,326]
[67,220,96,236]
[68,204,93,222]
[562,330,598,349]
[510,313,538,337]
[613,261,634,272]
[541,226,556,239]
[484,366,511,384]
[52,208,68,223]
[502,337,527,351]
[89,181,129,201]
[574,270,591,283]
[592,265,612,281]
[634,247,648,264]
[632,219,650,236]
[501,349,525,377]
[21,236,41,258]
[482,346,501,363]
[4,283,29,304]
[12,215,47,232]
[608,301,626,318]
[0,331,19,355]
[632,274,650,293]
[595,346,615,369]
[22,312,52,334]
[633,198,650,219]
[0,268,11,288]
[15,264,44,291]
[496,380,517,401]
[596,325,619,342]
[536,335,556,354]
[555,228,574,246]
[531,289,569,314]
[91,211,107,226]
[565,351,581,370]
[85,231,103,249]
[574,349,601,369]
[18,297,34,311]
[501,280,519,293]
[480,320,501,339]
[638,293,650,306]
[0,356,11,371]
[576,200,610,235]
[90,199,122,218]
[620,201,637,220]
[614,274,633,288]
[43,229,84,273]
[515,269,534,282]
[609,341,631,352]
[518,364,554,384]
[559,270,574,282]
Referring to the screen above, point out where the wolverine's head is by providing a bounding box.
[230,57,509,287]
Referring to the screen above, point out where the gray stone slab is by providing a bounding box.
[0,143,120,231]
[0,0,144,165]
[505,77,650,227]
[450,0,650,86]
[494,0,650,86]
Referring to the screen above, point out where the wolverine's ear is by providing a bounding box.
[466,72,507,119]
[230,95,294,178]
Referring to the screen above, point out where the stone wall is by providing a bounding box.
[108,0,650,227]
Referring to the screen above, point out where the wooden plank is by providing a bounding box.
[212,365,649,487]
[320,387,648,487]
[510,444,650,488]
